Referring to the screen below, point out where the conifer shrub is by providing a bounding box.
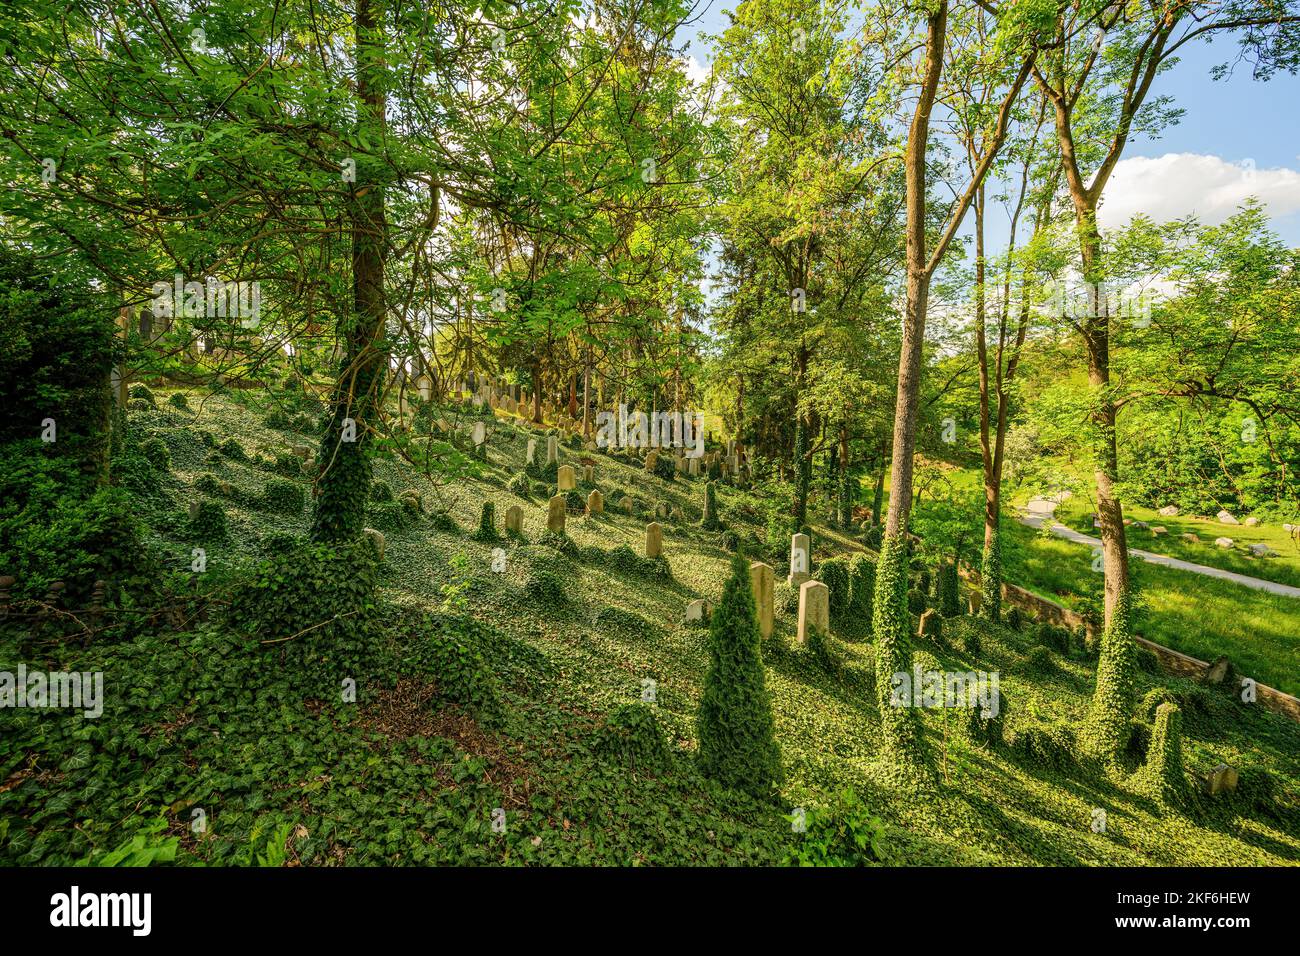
[593,704,673,772]
[1134,702,1190,808]
[262,478,305,514]
[817,557,851,621]
[470,501,499,542]
[1084,589,1138,763]
[701,481,722,530]
[696,555,783,799]
[937,561,959,617]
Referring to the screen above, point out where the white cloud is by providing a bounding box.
[683,54,712,87]
[1098,152,1300,229]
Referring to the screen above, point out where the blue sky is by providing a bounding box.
[681,2,1300,251]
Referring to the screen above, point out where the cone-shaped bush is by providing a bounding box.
[937,560,960,617]
[697,555,783,798]
[1136,702,1189,808]
[701,480,722,530]
[1084,588,1137,763]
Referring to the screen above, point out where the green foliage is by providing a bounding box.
[1085,588,1138,763]
[817,556,851,621]
[979,531,1002,623]
[595,605,654,637]
[412,614,503,722]
[167,392,190,411]
[140,436,170,472]
[508,473,531,497]
[219,437,248,462]
[188,500,229,542]
[786,789,891,866]
[848,554,875,622]
[524,568,568,607]
[1134,703,1190,808]
[470,501,499,542]
[1011,722,1077,773]
[872,535,927,769]
[701,480,722,530]
[937,561,959,617]
[593,704,673,772]
[370,480,394,502]
[697,555,783,799]
[78,818,177,867]
[226,540,381,680]
[262,478,305,515]
[195,472,221,495]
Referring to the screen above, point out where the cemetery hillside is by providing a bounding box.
[1,0,1299,891]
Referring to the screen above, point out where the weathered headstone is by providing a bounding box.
[917,608,942,639]
[546,435,559,465]
[1204,656,1231,684]
[685,599,707,624]
[472,421,486,448]
[526,438,538,466]
[505,504,523,534]
[749,561,774,639]
[797,580,829,644]
[968,590,982,615]
[1157,505,1180,517]
[1217,509,1239,525]
[417,376,433,401]
[788,532,811,586]
[1243,516,1260,527]
[582,464,595,483]
[645,522,663,558]
[1214,536,1234,548]
[557,464,576,491]
[586,489,603,515]
[547,495,566,534]
[363,527,385,561]
[645,450,659,473]
[687,457,700,477]
[1204,763,1239,796]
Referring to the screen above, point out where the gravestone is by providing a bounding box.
[1214,537,1234,548]
[968,590,982,615]
[685,599,707,624]
[1204,763,1239,796]
[645,450,659,473]
[645,522,663,559]
[749,561,774,639]
[363,527,385,561]
[1157,505,1180,517]
[546,435,559,465]
[547,495,567,534]
[505,504,523,534]
[557,465,576,491]
[788,532,811,586]
[417,376,433,401]
[797,580,829,644]
[526,438,538,466]
[582,464,594,483]
[586,490,603,515]
[1217,509,1239,525]
[1248,543,1276,557]
[472,421,486,451]
[1243,516,1260,527]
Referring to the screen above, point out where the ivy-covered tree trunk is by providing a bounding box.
[793,418,810,527]
[311,0,389,544]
